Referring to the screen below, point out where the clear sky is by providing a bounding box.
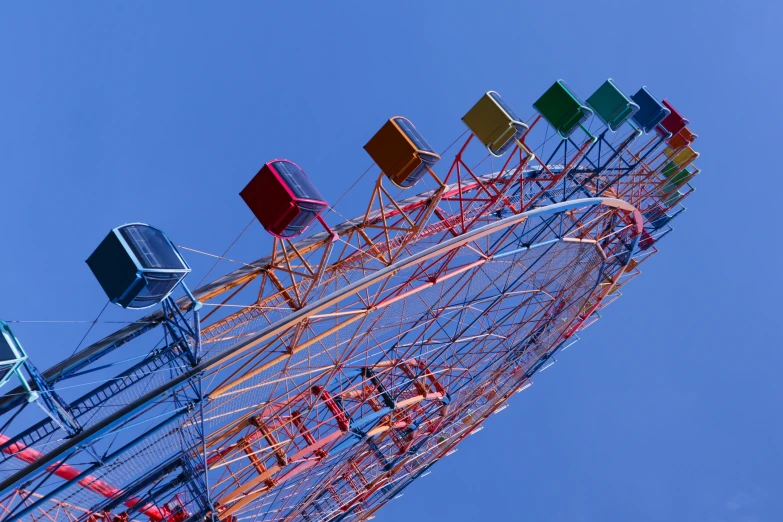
[1,2,781,521]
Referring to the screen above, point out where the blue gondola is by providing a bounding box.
[86,223,191,309]
[630,87,671,133]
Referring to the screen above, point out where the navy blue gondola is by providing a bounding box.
[86,224,191,309]
[630,87,671,134]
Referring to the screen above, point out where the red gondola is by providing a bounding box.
[240,159,328,238]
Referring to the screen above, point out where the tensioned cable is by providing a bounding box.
[194,217,256,289]
[325,128,476,247]
[51,300,110,383]
[439,129,470,157]
[179,245,263,270]
[323,129,470,221]
[321,162,375,220]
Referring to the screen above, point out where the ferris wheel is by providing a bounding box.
[0,78,701,522]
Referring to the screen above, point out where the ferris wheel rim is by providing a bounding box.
[206,196,641,399]
[0,196,641,499]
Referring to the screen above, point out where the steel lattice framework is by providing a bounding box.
[0,88,701,522]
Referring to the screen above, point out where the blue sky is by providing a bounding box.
[0,2,781,521]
